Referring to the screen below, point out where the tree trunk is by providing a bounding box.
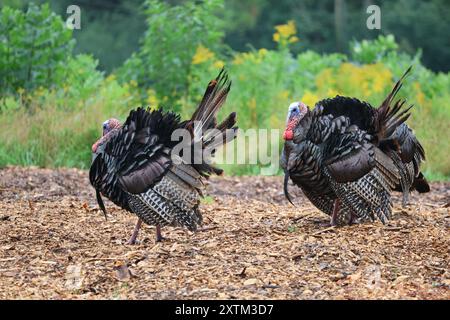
[334,0,346,52]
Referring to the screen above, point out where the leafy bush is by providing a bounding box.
[0,3,74,101]
[116,0,226,112]
[351,34,399,64]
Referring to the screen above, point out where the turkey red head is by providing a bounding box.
[92,118,121,154]
[283,102,308,140]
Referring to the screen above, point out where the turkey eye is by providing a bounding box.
[103,123,107,130]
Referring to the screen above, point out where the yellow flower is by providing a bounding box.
[17,87,25,94]
[213,60,225,69]
[146,89,159,107]
[275,20,296,38]
[106,74,116,82]
[192,45,215,64]
[326,88,340,97]
[289,36,299,43]
[273,32,280,43]
[317,63,393,98]
[413,82,426,106]
[248,97,257,109]
[233,51,264,65]
[232,54,244,65]
[258,48,268,57]
[278,90,290,100]
[248,97,257,125]
[270,113,284,130]
[273,20,298,46]
[129,79,138,87]
[362,81,371,97]
[31,86,46,98]
[316,68,335,91]
[301,91,320,107]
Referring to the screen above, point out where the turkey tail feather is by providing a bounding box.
[376,66,413,142]
[186,69,237,177]
[190,68,232,137]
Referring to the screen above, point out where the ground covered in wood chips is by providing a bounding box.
[0,166,449,299]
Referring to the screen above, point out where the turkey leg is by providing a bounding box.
[330,199,340,226]
[126,218,142,245]
[156,225,165,242]
[402,191,410,208]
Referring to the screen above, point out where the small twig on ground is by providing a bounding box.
[384,227,402,231]
[292,213,313,223]
[262,284,280,289]
[0,187,19,192]
[425,264,447,272]
[272,229,287,236]
[197,226,218,232]
[85,257,122,263]
[312,226,335,236]
[422,202,445,208]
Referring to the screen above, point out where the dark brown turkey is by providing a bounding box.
[90,70,237,244]
[281,67,430,226]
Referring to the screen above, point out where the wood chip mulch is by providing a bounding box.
[0,166,449,299]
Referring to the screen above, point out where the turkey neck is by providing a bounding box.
[292,110,313,144]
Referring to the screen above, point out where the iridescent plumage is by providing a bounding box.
[90,70,238,243]
[282,67,429,225]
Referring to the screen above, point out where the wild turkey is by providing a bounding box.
[90,69,238,244]
[281,67,430,226]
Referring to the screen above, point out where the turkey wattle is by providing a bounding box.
[90,69,238,244]
[281,67,429,226]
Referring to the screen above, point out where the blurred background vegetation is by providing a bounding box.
[0,0,449,179]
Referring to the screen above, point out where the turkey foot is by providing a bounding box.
[401,192,411,208]
[126,218,142,245]
[330,199,340,226]
[349,211,357,225]
[155,225,166,242]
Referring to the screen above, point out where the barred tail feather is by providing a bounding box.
[186,69,238,177]
[376,66,414,142]
[190,68,232,136]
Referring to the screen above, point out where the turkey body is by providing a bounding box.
[89,70,237,242]
[281,67,429,225]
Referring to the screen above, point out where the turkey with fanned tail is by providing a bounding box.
[90,69,238,244]
[281,66,429,226]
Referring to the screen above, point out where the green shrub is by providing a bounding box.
[351,34,399,64]
[116,0,226,111]
[0,3,74,100]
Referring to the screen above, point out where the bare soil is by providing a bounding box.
[0,166,449,299]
